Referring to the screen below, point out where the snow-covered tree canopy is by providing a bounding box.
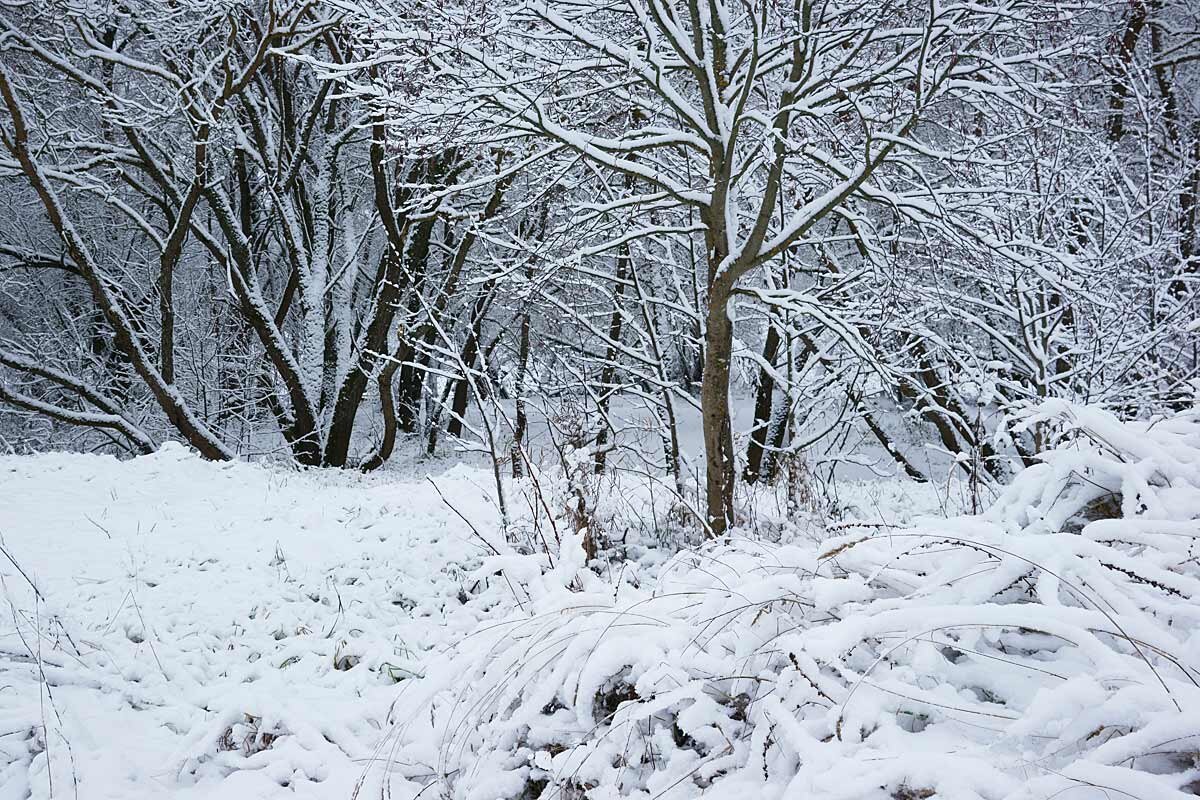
[0,0,1197,521]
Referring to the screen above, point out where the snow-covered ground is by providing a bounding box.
[4,401,1197,800]
[0,442,950,799]
[384,403,1200,800]
[0,445,508,799]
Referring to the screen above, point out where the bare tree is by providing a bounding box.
[369,0,1091,532]
[0,0,511,467]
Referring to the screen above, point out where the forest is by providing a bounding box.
[0,0,1198,798]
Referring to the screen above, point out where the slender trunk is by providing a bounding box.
[158,122,211,385]
[425,376,455,455]
[743,321,781,483]
[448,282,493,439]
[159,229,175,384]
[1106,1,1147,143]
[393,217,438,435]
[364,331,433,471]
[447,369,472,439]
[321,249,399,466]
[322,138,423,467]
[660,396,684,495]
[593,245,630,473]
[762,395,789,482]
[1176,126,1200,300]
[396,359,425,434]
[762,333,811,482]
[394,296,433,437]
[1151,15,1199,301]
[510,311,531,478]
[628,255,685,493]
[359,335,408,472]
[299,149,332,403]
[701,279,736,535]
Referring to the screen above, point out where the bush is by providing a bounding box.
[382,401,1200,800]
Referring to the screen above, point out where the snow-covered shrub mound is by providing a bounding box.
[386,402,1200,800]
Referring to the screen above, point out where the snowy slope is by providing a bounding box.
[0,445,504,800]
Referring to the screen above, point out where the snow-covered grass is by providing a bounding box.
[375,402,1200,800]
[3,402,1197,800]
[0,445,508,799]
[0,436,953,799]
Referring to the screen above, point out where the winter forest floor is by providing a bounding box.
[2,402,1199,800]
[0,447,511,799]
[0,444,947,799]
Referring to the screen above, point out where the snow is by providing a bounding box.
[0,438,950,799]
[368,402,1200,800]
[3,401,1198,800]
[0,444,503,799]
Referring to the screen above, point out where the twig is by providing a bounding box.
[0,537,45,602]
[426,476,500,556]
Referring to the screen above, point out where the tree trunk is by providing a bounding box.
[510,311,531,478]
[1105,1,1147,143]
[322,138,424,467]
[321,246,402,467]
[447,282,494,439]
[593,245,630,473]
[743,320,781,483]
[701,279,736,535]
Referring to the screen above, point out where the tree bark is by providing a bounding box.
[1106,1,1148,143]
[592,244,630,474]
[447,280,495,439]
[701,276,736,535]
[510,310,531,478]
[322,133,421,467]
[743,320,781,483]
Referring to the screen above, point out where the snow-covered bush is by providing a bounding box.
[383,401,1200,799]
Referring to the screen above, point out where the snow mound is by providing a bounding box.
[389,402,1200,800]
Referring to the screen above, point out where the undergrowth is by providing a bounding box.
[371,401,1200,800]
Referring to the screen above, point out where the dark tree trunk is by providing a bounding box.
[447,283,493,439]
[322,135,429,467]
[701,275,736,536]
[1106,1,1147,143]
[593,245,630,474]
[510,311,531,478]
[743,321,781,484]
